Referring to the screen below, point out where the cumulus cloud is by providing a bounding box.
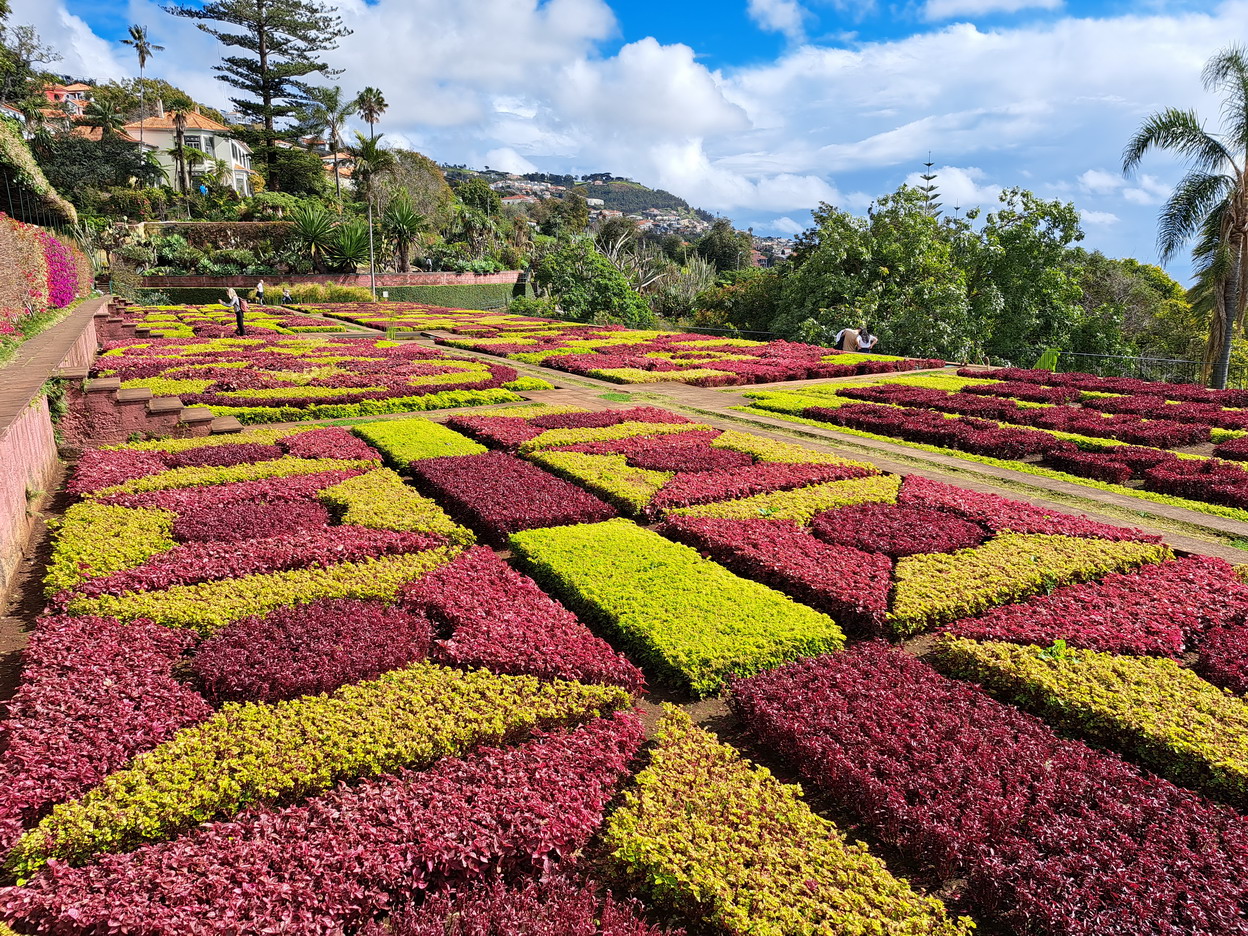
[923,0,1062,22]
[1079,169,1124,194]
[766,215,807,234]
[483,147,539,175]
[1080,208,1120,226]
[903,165,1001,210]
[747,0,808,41]
[1123,173,1172,205]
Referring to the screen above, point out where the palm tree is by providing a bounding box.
[80,100,128,138]
[355,87,387,140]
[170,110,190,194]
[347,131,396,295]
[382,194,426,272]
[1123,44,1248,389]
[120,25,163,147]
[296,85,354,201]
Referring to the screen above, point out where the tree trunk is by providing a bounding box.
[1212,239,1243,389]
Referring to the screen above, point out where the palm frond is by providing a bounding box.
[1122,108,1234,176]
[1203,45,1248,162]
[1156,170,1233,261]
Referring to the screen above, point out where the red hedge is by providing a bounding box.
[165,443,286,469]
[731,645,1248,936]
[402,547,645,692]
[897,474,1160,542]
[67,448,175,497]
[529,406,690,429]
[657,516,891,634]
[68,526,444,600]
[365,874,675,936]
[99,469,365,511]
[1196,625,1248,696]
[280,427,380,461]
[192,599,435,704]
[171,498,332,543]
[0,616,210,854]
[810,502,986,557]
[0,714,645,935]
[443,415,547,450]
[649,462,873,513]
[409,451,617,544]
[943,556,1248,655]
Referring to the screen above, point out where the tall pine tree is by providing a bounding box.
[163,0,350,188]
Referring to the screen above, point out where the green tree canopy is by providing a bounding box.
[533,237,654,327]
[696,217,753,273]
[163,0,350,186]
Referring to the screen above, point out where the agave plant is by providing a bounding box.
[329,218,371,273]
[290,202,336,274]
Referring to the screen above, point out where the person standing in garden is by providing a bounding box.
[833,326,861,352]
[256,279,266,305]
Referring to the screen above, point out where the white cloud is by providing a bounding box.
[747,0,808,41]
[766,215,807,234]
[903,165,1000,210]
[1078,169,1124,194]
[923,0,1062,21]
[1080,208,1120,226]
[1123,173,1172,205]
[483,147,538,174]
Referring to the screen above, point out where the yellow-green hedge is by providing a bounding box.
[44,503,175,596]
[669,474,901,524]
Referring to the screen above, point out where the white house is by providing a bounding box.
[124,105,254,197]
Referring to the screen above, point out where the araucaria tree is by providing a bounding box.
[1123,45,1248,389]
[163,0,351,187]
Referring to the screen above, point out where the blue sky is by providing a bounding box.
[15,0,1248,283]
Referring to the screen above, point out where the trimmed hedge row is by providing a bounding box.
[87,456,379,498]
[517,421,712,454]
[44,502,175,595]
[889,533,1171,637]
[943,556,1247,656]
[317,469,474,544]
[0,616,210,857]
[410,451,617,544]
[402,546,646,691]
[7,662,632,876]
[934,637,1248,810]
[67,549,459,634]
[811,502,986,558]
[658,516,892,635]
[731,645,1248,936]
[603,708,972,936]
[669,474,902,524]
[708,428,871,465]
[1,715,642,935]
[351,416,487,466]
[207,387,525,424]
[526,451,673,514]
[509,519,844,696]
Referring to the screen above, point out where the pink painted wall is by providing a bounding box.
[0,396,58,590]
[140,271,523,288]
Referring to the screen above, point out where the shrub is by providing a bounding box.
[668,474,902,524]
[171,499,331,543]
[650,462,874,513]
[192,599,435,704]
[603,708,972,936]
[935,636,1248,809]
[70,526,446,600]
[510,519,844,696]
[410,451,617,544]
[1,715,644,935]
[528,407,690,429]
[402,547,645,691]
[66,448,175,496]
[368,874,671,936]
[0,616,210,855]
[164,442,285,469]
[88,456,379,498]
[317,469,474,544]
[526,451,673,514]
[351,417,488,466]
[897,474,1160,542]
[502,376,557,391]
[279,427,380,461]
[810,502,986,557]
[98,468,365,512]
[731,645,1248,936]
[206,388,525,424]
[518,421,712,454]
[7,663,632,875]
[889,533,1171,637]
[943,556,1246,655]
[1197,625,1248,696]
[708,429,874,466]
[1042,450,1135,484]
[68,549,459,634]
[44,503,176,595]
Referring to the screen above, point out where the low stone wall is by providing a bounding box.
[139,271,523,288]
[0,394,58,591]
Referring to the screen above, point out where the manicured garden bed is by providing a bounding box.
[110,302,360,338]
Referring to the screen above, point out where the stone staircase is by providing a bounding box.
[56,302,244,446]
